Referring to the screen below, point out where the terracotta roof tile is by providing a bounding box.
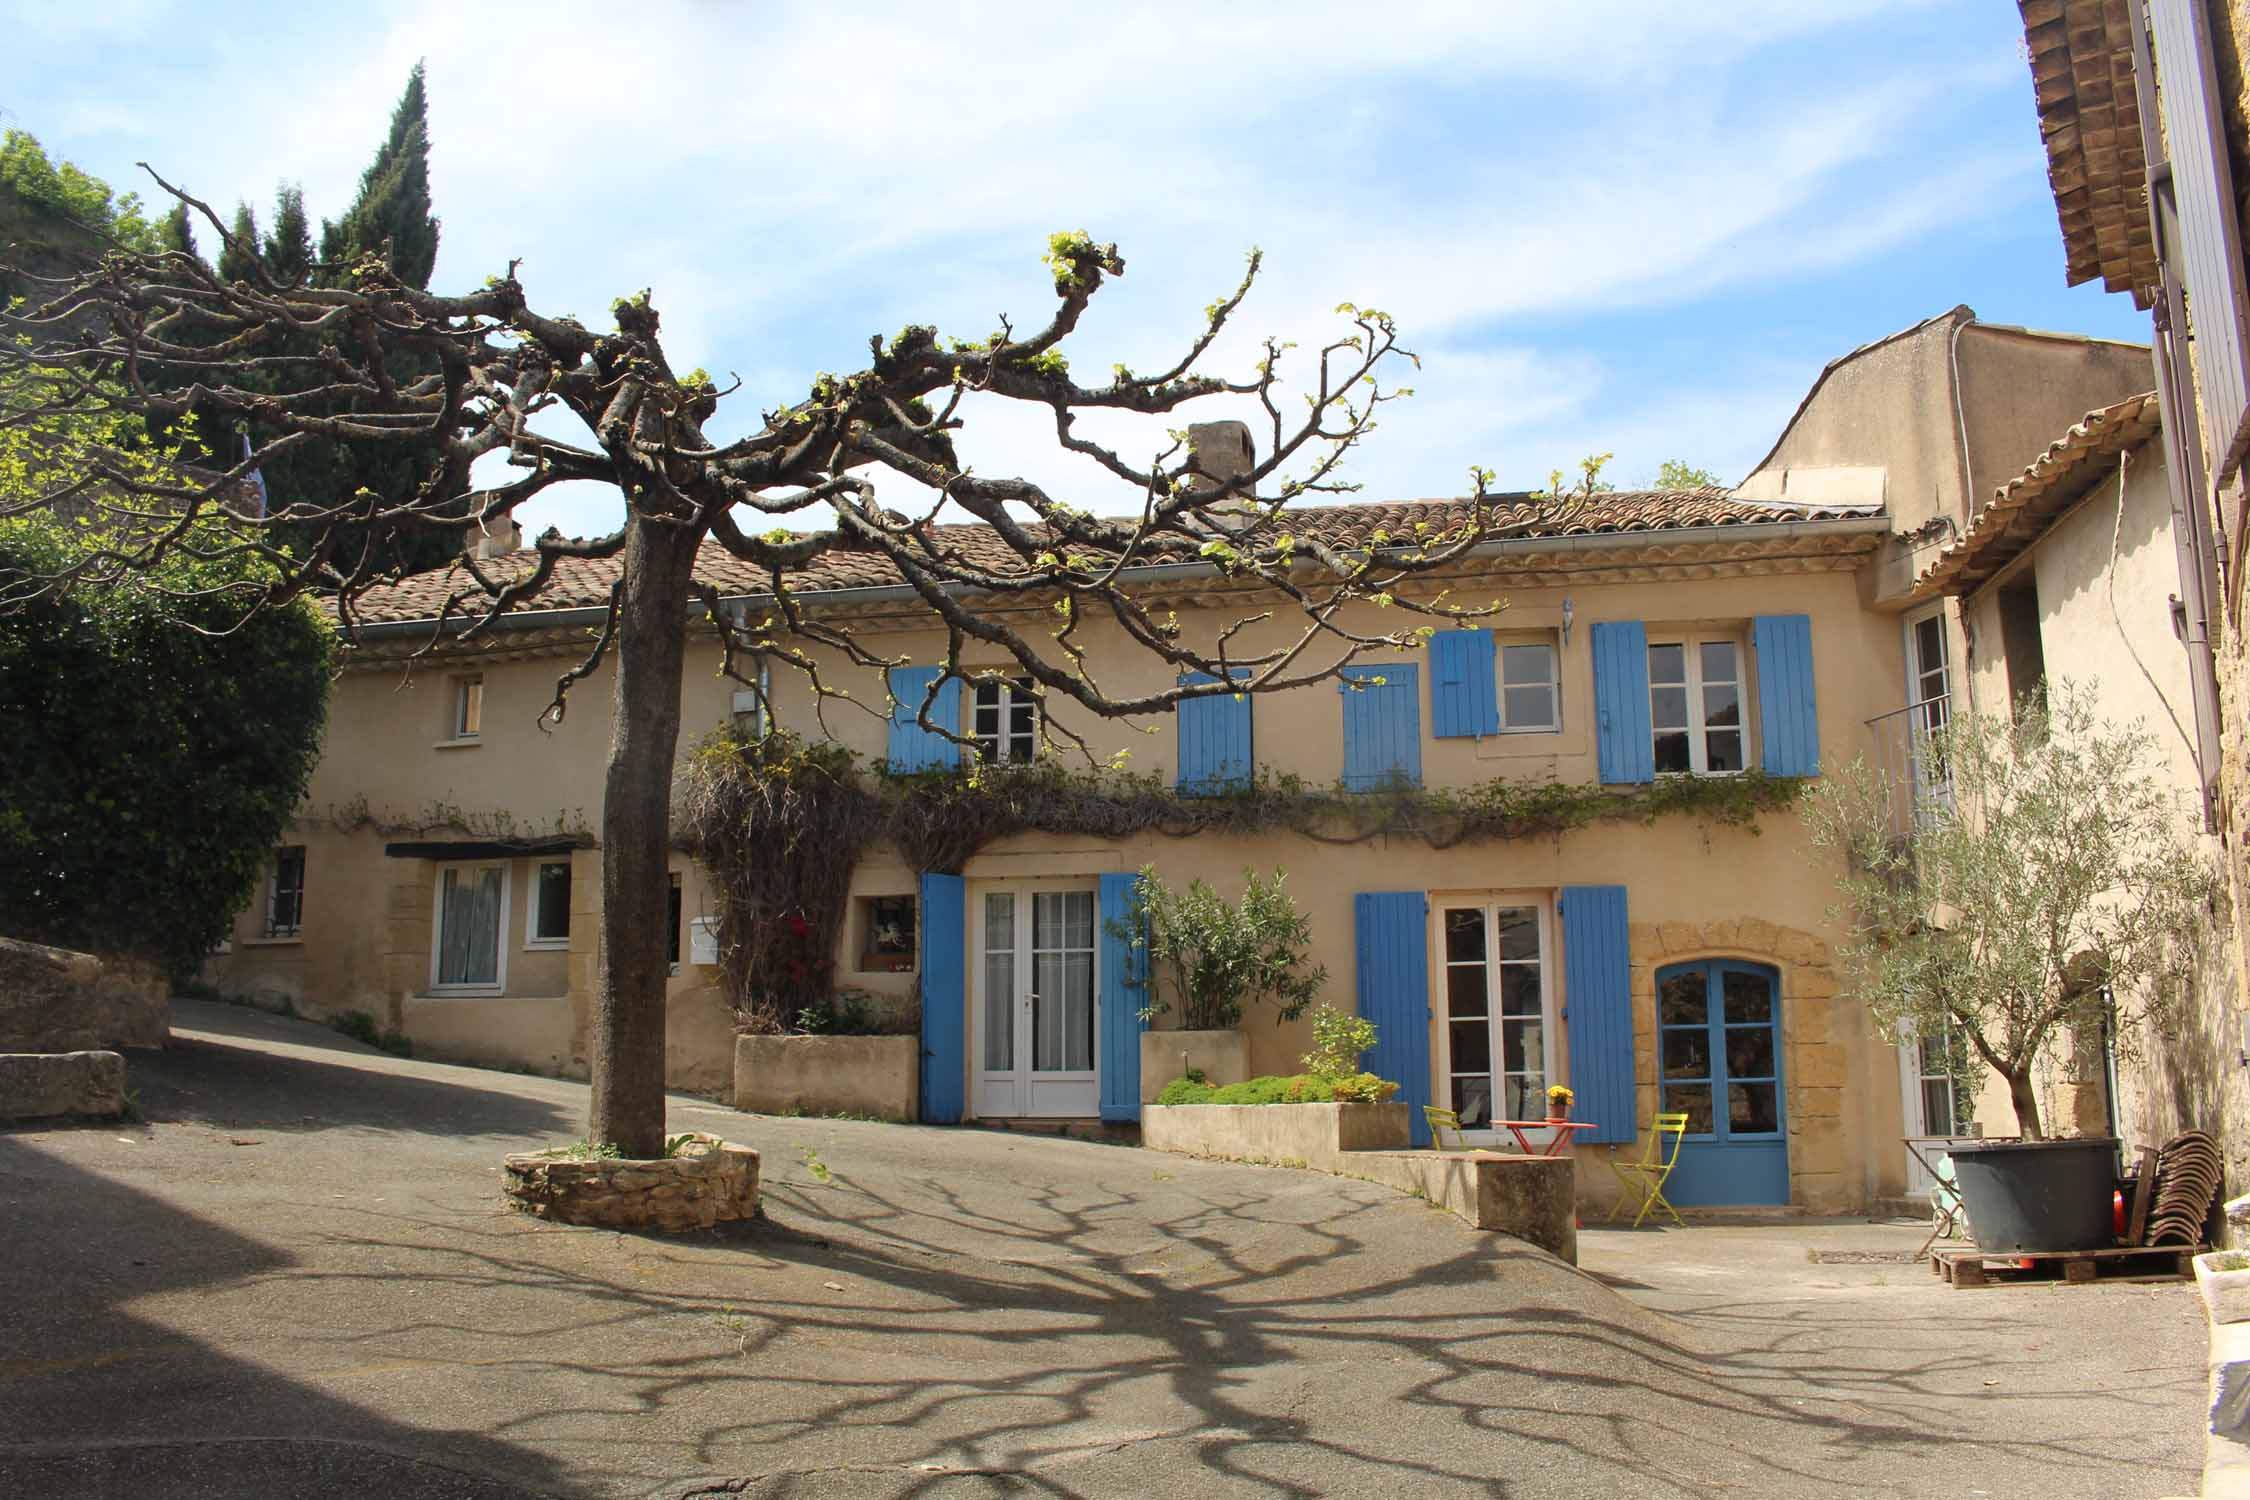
[2020,0,2158,304]
[340,488,1883,627]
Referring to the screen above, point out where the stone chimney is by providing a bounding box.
[1184,420,1255,493]
[465,514,522,560]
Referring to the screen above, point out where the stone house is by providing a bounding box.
[204,309,2152,1215]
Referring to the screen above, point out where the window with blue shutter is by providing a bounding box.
[918,872,966,1123]
[1096,872,1147,1122]
[1560,884,1635,1144]
[1752,614,1820,776]
[886,666,961,772]
[1355,891,1433,1146]
[1176,672,1253,793]
[1339,663,1421,790]
[1430,629,1499,738]
[1590,621,1653,785]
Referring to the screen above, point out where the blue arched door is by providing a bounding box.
[1655,960,1789,1206]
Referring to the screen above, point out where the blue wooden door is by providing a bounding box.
[1654,960,1788,1205]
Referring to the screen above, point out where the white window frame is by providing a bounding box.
[429,861,511,996]
[1903,605,1954,814]
[1496,638,1561,733]
[524,859,572,950]
[971,676,1040,764]
[258,846,306,942]
[1435,895,1559,1142]
[447,674,484,742]
[1648,633,1748,776]
[731,660,771,738]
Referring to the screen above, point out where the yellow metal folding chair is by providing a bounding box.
[1423,1105,1467,1151]
[1608,1112,1689,1228]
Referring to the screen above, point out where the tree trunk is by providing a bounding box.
[588,513,699,1159]
[2003,1065,2045,1141]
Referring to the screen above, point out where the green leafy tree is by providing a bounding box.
[320,61,440,288]
[1804,685,2224,1137]
[1653,458,1724,489]
[1111,866,1327,1030]
[261,184,313,287]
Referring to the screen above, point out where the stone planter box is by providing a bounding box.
[2199,1252,2250,1326]
[503,1132,759,1232]
[733,1033,918,1121]
[1142,1101,1408,1171]
[1140,1028,1249,1103]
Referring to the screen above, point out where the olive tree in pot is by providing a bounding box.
[1109,865,1326,1096]
[1805,685,2223,1252]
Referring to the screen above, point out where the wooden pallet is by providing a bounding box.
[1929,1243,2200,1288]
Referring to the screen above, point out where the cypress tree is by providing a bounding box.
[157,202,199,262]
[262,185,313,287]
[319,62,440,287]
[217,202,260,285]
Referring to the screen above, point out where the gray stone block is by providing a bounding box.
[0,1050,127,1119]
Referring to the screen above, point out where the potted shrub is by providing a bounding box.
[1806,686,2223,1252]
[1545,1084,1574,1124]
[1110,865,1326,1099]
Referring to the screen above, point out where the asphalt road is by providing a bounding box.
[0,1000,2208,1499]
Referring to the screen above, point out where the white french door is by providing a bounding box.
[1899,1028,1972,1194]
[972,884,1099,1118]
[1437,897,1557,1144]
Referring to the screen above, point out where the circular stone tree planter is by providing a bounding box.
[503,1132,760,1233]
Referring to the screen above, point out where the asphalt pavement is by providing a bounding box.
[0,999,2208,1498]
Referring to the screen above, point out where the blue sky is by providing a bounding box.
[2,0,2152,541]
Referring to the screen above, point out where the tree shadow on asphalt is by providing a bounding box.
[225,1133,2203,1499]
[0,1134,572,1498]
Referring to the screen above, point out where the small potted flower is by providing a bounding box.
[1545,1084,1574,1125]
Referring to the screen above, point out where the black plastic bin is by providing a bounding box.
[1946,1138,2121,1253]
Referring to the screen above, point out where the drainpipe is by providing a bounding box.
[2132,7,2227,832]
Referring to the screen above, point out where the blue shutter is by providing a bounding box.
[1561,884,1635,1144]
[886,667,961,772]
[1176,672,1253,793]
[1355,890,1433,1146]
[1097,872,1147,1122]
[1753,614,1820,777]
[1590,621,1653,785]
[1429,629,1499,738]
[1339,664,1422,790]
[917,872,965,1124]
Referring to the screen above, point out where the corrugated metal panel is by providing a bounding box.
[2153,0,2250,475]
[917,872,966,1124]
[1560,885,1636,1145]
[1590,621,1653,785]
[1176,672,1253,793]
[1339,664,1422,790]
[1355,890,1433,1147]
[1096,872,1146,1122]
[886,667,961,772]
[1752,614,1821,776]
[1430,628,1499,738]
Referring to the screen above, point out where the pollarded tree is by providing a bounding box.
[0,174,1591,1156]
[1804,684,2224,1138]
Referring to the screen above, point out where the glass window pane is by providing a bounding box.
[1452,1076,1492,1127]
[1922,1078,1958,1136]
[1728,1082,1779,1133]
[1495,907,1539,962]
[975,681,1001,709]
[1704,730,1743,772]
[1500,1016,1543,1074]
[1444,908,1486,963]
[1914,616,1944,674]
[1654,731,1692,773]
[1650,686,1689,729]
[536,862,571,939]
[1447,966,1489,1018]
[1721,970,1772,1023]
[1449,1021,1490,1074]
[1035,891,1094,950]
[1659,970,1707,1026]
[1699,640,1738,683]
[1664,1081,1714,1133]
[1661,1029,1710,1080]
[1501,1073,1545,1121]
[1502,644,1554,686]
[1649,643,1686,685]
[1702,684,1740,727]
[1724,1028,1775,1079]
[1498,964,1542,1018]
[1503,685,1555,729]
[983,895,1014,1071]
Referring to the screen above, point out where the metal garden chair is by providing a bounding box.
[1608,1111,1689,1228]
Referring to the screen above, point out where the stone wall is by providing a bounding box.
[502,1132,760,1232]
[0,1050,125,1120]
[1625,917,1856,1214]
[1141,1101,1409,1171]
[1139,1029,1250,1102]
[733,1034,919,1121]
[0,936,168,1052]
